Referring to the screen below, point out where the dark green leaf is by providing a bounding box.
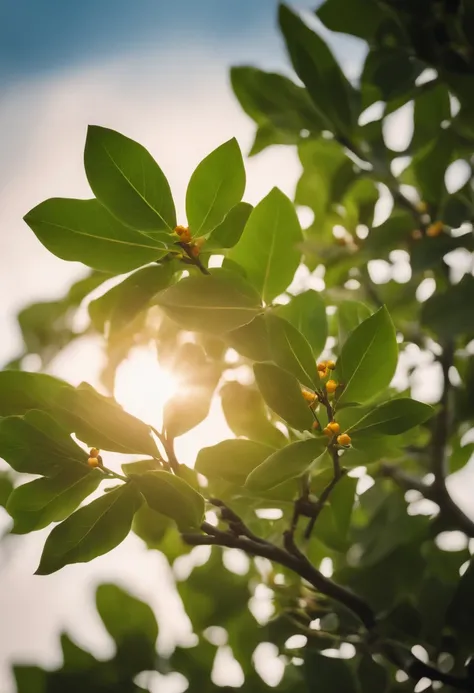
[206,202,253,250]
[347,398,434,436]
[133,470,204,530]
[446,559,474,644]
[220,381,287,447]
[0,370,70,417]
[276,290,327,358]
[279,4,355,136]
[84,125,176,232]
[196,439,275,485]
[0,410,86,476]
[267,314,319,388]
[316,474,357,550]
[24,198,169,273]
[337,300,372,349]
[422,274,474,338]
[304,651,358,693]
[254,362,314,431]
[229,187,302,303]
[336,306,398,405]
[226,314,272,361]
[155,268,263,334]
[246,438,327,491]
[186,138,246,235]
[358,654,389,692]
[7,467,101,534]
[36,482,142,574]
[89,263,174,334]
[56,382,158,456]
[317,0,387,41]
[412,130,455,205]
[412,83,451,151]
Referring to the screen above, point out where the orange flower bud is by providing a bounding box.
[312,420,320,430]
[337,433,351,447]
[317,362,327,371]
[326,379,337,394]
[328,422,340,434]
[326,360,336,370]
[427,221,444,238]
[174,225,192,243]
[301,388,318,404]
[89,447,100,458]
[87,457,100,468]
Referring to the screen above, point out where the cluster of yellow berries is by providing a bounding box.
[87,448,102,468]
[322,422,352,447]
[317,360,336,379]
[174,225,205,258]
[301,388,318,404]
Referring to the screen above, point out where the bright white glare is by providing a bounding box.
[114,346,179,429]
[285,634,307,649]
[222,548,250,576]
[204,626,228,647]
[435,531,469,552]
[445,160,471,194]
[296,205,315,228]
[255,508,284,520]
[412,645,429,663]
[391,156,411,177]
[416,68,438,85]
[416,278,436,302]
[415,678,432,692]
[358,101,384,126]
[319,557,333,578]
[368,259,391,284]
[383,101,414,152]
[253,642,285,687]
[211,647,245,687]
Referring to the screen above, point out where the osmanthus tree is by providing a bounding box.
[2,0,474,691]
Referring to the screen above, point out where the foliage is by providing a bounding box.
[3,0,474,691]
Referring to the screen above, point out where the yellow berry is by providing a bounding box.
[174,225,192,243]
[427,221,444,238]
[328,422,340,434]
[326,379,338,394]
[87,457,99,468]
[89,447,100,458]
[317,361,327,371]
[337,433,351,447]
[301,388,318,404]
[326,360,336,370]
[323,426,332,437]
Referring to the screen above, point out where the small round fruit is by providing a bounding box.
[302,388,318,404]
[326,360,336,370]
[326,379,337,394]
[337,433,351,447]
[312,421,320,430]
[427,221,444,238]
[89,447,100,458]
[87,457,100,468]
[323,426,332,437]
[328,422,340,434]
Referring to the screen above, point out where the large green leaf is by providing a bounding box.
[206,202,253,250]
[254,362,314,431]
[155,268,263,334]
[56,382,158,456]
[84,125,176,232]
[24,198,169,273]
[196,439,275,485]
[279,5,355,136]
[337,300,372,349]
[347,398,434,436]
[336,306,397,406]
[0,410,86,477]
[164,360,220,438]
[186,138,246,235]
[89,263,174,334]
[276,290,327,358]
[422,274,474,339]
[220,382,287,447]
[96,583,158,669]
[245,438,328,491]
[315,474,358,550]
[133,471,204,531]
[267,314,319,389]
[229,187,302,303]
[317,0,386,41]
[0,371,70,417]
[226,314,272,361]
[7,468,101,534]
[446,559,474,645]
[36,482,142,574]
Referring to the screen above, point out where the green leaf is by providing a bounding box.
[422,274,474,338]
[267,314,319,389]
[122,459,162,476]
[254,362,314,431]
[316,474,357,550]
[357,654,389,693]
[96,583,158,670]
[206,202,253,250]
[337,300,372,349]
[0,472,13,508]
[230,66,322,149]
[276,290,327,358]
[164,361,220,438]
[133,471,204,530]
[304,651,358,693]
[186,138,246,235]
[347,398,434,436]
[89,263,174,334]
[24,198,169,273]
[0,410,86,476]
[246,438,327,491]
[229,187,303,303]
[317,0,386,41]
[196,439,275,485]
[84,125,176,232]
[446,559,474,644]
[279,4,355,137]
[412,83,451,151]
[56,382,158,456]
[226,314,272,361]
[7,468,101,534]
[155,268,263,334]
[336,306,398,405]
[412,130,455,205]
[36,482,142,574]
[0,370,70,417]
[220,381,287,448]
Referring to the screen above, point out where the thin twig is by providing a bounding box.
[150,426,180,475]
[178,242,211,275]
